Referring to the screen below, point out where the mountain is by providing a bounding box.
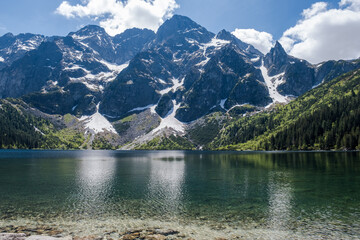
[0,15,360,150]
[264,41,360,96]
[0,26,156,115]
[69,25,155,65]
[0,33,46,70]
[209,68,360,150]
[100,15,267,123]
[175,44,270,122]
[113,28,156,64]
[0,41,63,98]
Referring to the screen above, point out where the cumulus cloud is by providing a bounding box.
[280,0,360,63]
[231,28,274,54]
[340,0,360,10]
[56,0,179,36]
[302,2,328,19]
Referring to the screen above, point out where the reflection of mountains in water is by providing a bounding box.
[147,152,186,215]
[70,151,187,217]
[199,151,360,171]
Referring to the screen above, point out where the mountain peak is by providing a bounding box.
[155,15,214,44]
[273,41,286,53]
[157,15,202,35]
[121,28,154,36]
[264,41,290,76]
[216,29,233,41]
[114,28,155,42]
[70,25,107,37]
[215,29,263,57]
[2,33,14,38]
[168,14,196,24]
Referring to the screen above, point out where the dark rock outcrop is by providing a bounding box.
[155,94,174,118]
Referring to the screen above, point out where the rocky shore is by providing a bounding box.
[0,226,229,240]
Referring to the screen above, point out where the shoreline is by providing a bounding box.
[0,148,359,153]
[0,228,189,240]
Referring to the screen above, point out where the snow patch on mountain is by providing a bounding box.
[67,61,128,91]
[259,62,288,104]
[80,103,117,134]
[227,103,250,112]
[70,34,88,41]
[13,37,43,52]
[158,77,184,95]
[220,99,227,110]
[197,38,230,67]
[128,104,156,113]
[152,77,186,133]
[100,60,129,72]
[152,100,184,133]
[170,77,184,92]
[64,65,89,72]
[251,57,260,62]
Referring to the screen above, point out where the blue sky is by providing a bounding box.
[0,0,338,39]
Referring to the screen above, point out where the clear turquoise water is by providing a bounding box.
[0,150,359,239]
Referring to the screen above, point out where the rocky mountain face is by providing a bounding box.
[0,15,359,149]
[100,15,270,123]
[0,25,156,115]
[264,41,360,96]
[0,33,47,70]
[0,41,63,98]
[175,44,270,122]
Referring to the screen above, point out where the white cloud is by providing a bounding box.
[280,0,360,63]
[231,28,274,54]
[302,2,328,19]
[56,0,179,36]
[340,0,360,10]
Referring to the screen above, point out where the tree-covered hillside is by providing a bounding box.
[0,99,85,149]
[210,69,360,150]
[0,100,44,148]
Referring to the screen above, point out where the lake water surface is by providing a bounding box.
[0,150,359,239]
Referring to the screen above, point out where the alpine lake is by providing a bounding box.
[0,150,359,239]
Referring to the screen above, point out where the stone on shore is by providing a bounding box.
[0,234,71,240]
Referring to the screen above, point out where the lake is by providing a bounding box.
[0,150,359,239]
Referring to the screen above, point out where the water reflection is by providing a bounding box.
[147,152,186,216]
[74,152,117,215]
[268,171,293,231]
[1,150,359,239]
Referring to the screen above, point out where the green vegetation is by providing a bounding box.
[41,129,85,149]
[113,114,140,134]
[0,99,85,150]
[63,114,77,124]
[92,136,116,150]
[137,134,195,150]
[187,112,227,148]
[0,100,44,149]
[211,69,360,150]
[227,104,258,117]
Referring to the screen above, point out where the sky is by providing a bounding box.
[0,0,359,63]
